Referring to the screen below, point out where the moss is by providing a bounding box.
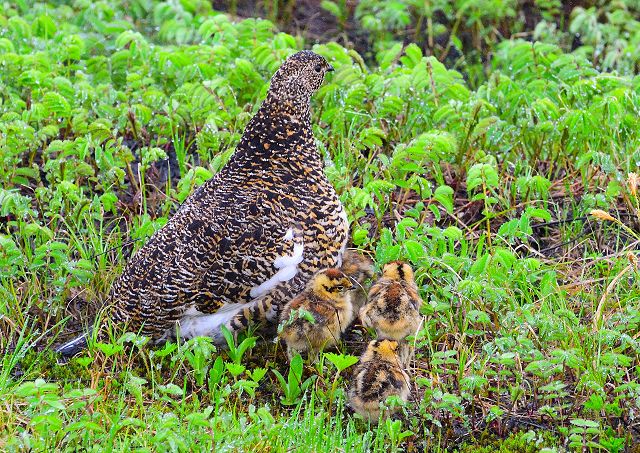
[20,349,91,383]
[455,430,561,453]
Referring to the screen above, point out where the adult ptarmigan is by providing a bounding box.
[57,50,349,356]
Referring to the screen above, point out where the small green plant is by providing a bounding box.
[323,352,359,411]
[220,325,257,365]
[324,352,358,373]
[180,337,216,387]
[271,354,316,406]
[383,418,413,450]
[277,307,316,334]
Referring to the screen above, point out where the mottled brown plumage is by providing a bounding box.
[57,50,348,356]
[359,261,422,341]
[339,249,374,311]
[348,339,411,423]
[278,268,354,360]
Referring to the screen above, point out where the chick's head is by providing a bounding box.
[382,261,415,283]
[369,338,411,366]
[340,250,374,283]
[311,268,354,302]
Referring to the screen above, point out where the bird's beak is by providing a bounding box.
[327,64,334,72]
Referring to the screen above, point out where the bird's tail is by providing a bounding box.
[55,333,89,358]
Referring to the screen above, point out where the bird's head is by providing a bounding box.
[311,268,354,302]
[267,50,334,108]
[370,338,411,366]
[381,261,415,283]
[340,250,374,284]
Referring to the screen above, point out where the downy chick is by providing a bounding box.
[279,268,355,360]
[349,338,411,423]
[360,261,422,341]
[340,249,374,312]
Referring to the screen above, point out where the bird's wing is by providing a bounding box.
[194,188,307,307]
[309,300,334,326]
[367,280,388,302]
[176,187,306,306]
[400,281,422,310]
[109,180,304,332]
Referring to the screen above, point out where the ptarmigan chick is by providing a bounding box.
[349,338,411,423]
[56,51,349,357]
[339,249,374,312]
[279,268,355,360]
[360,261,422,341]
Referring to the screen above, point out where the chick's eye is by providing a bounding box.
[314,65,322,73]
[335,285,344,291]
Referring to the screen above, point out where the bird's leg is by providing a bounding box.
[225,273,308,341]
[225,292,279,341]
[286,345,297,362]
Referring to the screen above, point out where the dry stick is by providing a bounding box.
[456,103,482,167]
[560,244,640,296]
[426,59,439,107]
[444,203,475,236]
[592,263,634,332]
[538,232,588,255]
[405,316,424,405]
[438,11,464,62]
[531,216,588,229]
[343,271,363,293]
[532,212,636,230]
[0,313,18,330]
[559,277,608,291]
[331,306,343,348]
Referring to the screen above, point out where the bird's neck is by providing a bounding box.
[264,92,312,123]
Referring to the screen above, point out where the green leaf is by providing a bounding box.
[402,43,422,68]
[95,343,124,357]
[467,163,499,192]
[324,353,358,372]
[434,185,454,213]
[225,362,246,378]
[583,394,604,412]
[32,14,57,38]
[320,1,342,20]
[525,207,551,222]
[43,92,71,118]
[570,418,600,428]
[469,253,489,277]
[404,240,424,262]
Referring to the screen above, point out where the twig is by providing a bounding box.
[593,262,634,331]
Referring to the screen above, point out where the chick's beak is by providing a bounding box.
[327,64,334,72]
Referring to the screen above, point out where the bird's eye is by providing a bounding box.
[335,285,344,291]
[314,65,322,73]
